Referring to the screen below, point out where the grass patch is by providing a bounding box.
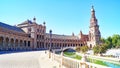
[64,52,82,60]
[87,58,108,66]
[64,52,75,56]
[74,55,82,60]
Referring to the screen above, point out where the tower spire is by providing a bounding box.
[91,5,96,18]
[91,5,95,11]
[89,6,101,47]
[90,5,98,26]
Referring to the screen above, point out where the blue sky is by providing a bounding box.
[0,0,120,38]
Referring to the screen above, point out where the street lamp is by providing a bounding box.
[60,35,64,68]
[49,29,52,58]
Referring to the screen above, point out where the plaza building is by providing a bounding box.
[0,6,101,51]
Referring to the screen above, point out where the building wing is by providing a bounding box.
[46,33,79,40]
[0,22,24,33]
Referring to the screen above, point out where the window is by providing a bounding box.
[28,34,31,38]
[37,35,39,39]
[37,29,39,32]
[28,28,31,32]
[28,41,30,47]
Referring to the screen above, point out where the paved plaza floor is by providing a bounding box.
[0,51,64,68]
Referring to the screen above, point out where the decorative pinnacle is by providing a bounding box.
[92,5,94,9]
[43,21,46,26]
[33,16,36,21]
[91,5,95,12]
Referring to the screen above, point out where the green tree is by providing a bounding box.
[93,44,108,55]
[80,45,89,53]
[112,34,120,48]
[97,34,120,49]
[105,36,112,49]
[116,39,120,48]
[99,44,108,54]
[101,38,106,43]
[75,45,89,53]
[93,45,100,54]
[75,46,80,52]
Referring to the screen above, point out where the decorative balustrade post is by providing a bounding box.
[60,51,63,68]
[60,45,64,68]
[53,50,55,60]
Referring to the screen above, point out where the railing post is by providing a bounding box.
[60,51,63,68]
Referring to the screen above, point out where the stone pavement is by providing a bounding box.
[0,51,65,68]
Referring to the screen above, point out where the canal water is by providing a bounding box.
[104,61,120,68]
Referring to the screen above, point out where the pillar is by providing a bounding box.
[13,38,16,50]
[18,40,20,50]
[30,41,33,49]
[7,38,10,50]
[22,40,24,50]
[2,37,5,50]
[44,41,46,49]
[26,41,28,50]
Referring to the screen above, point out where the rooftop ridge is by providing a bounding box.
[0,22,24,33]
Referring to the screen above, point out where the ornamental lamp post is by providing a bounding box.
[49,29,52,58]
[60,35,64,68]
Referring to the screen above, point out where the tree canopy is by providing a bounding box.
[93,34,120,55]
[102,34,120,49]
[75,45,89,53]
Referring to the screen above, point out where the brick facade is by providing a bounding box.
[0,6,101,51]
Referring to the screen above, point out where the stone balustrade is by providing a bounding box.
[53,53,110,68]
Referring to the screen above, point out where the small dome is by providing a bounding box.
[43,21,46,25]
[91,5,95,12]
[33,17,36,21]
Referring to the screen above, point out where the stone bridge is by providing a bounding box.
[53,46,76,52]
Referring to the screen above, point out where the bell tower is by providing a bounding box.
[88,6,101,47]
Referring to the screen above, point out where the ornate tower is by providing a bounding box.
[88,6,101,47]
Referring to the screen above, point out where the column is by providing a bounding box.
[26,41,28,50]
[1,37,5,50]
[22,41,24,50]
[7,38,10,50]
[30,40,33,49]
[13,38,16,50]
[18,40,20,50]
[2,37,5,50]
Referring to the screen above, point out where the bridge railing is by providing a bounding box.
[53,53,61,62]
[53,53,110,68]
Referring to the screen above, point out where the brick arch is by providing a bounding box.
[62,47,76,52]
[5,37,9,46]
[10,38,14,46]
[15,39,18,49]
[20,40,23,46]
